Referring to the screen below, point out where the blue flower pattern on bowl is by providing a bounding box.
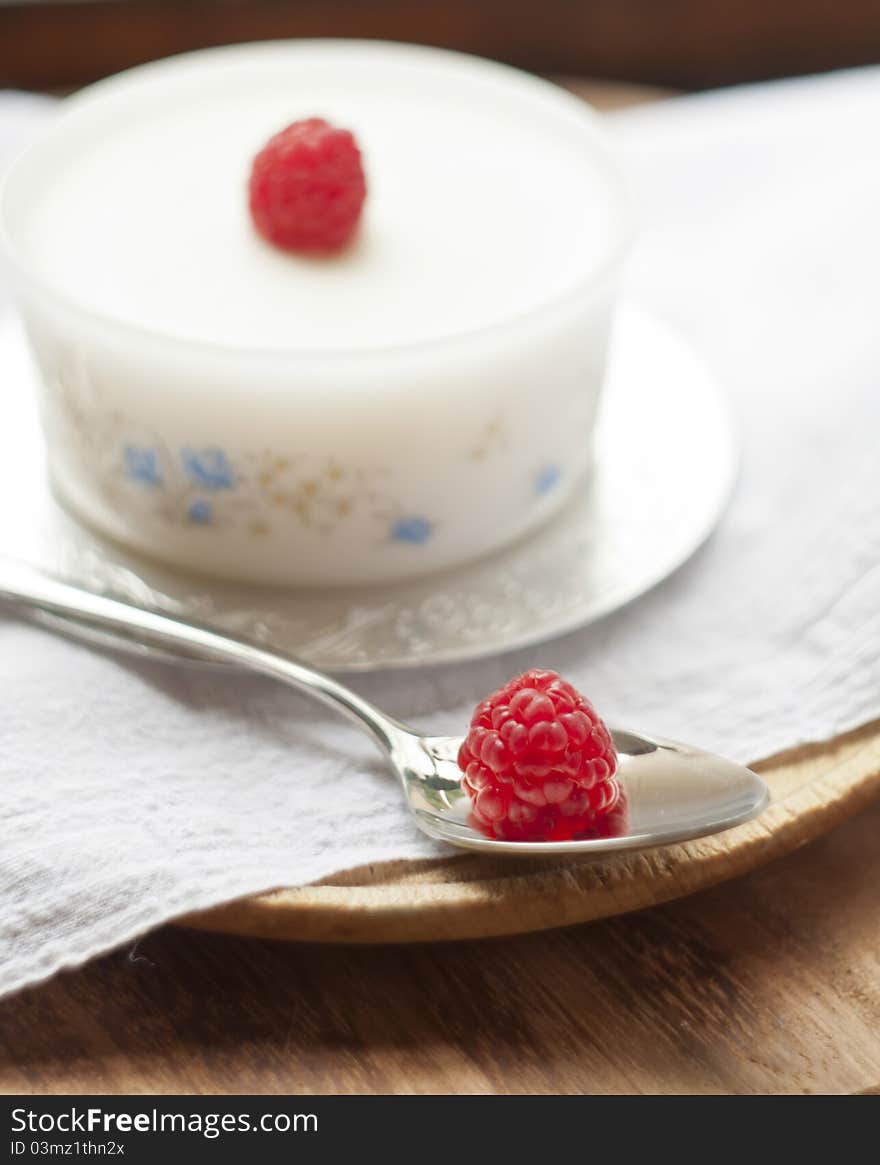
[536,465,562,495]
[391,516,433,544]
[116,437,555,545]
[182,447,235,491]
[50,336,574,560]
[124,445,163,488]
[187,499,213,525]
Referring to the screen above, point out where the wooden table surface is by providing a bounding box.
[2,799,878,1095]
[1,79,878,1098]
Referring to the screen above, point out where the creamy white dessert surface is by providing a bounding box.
[18,51,617,351]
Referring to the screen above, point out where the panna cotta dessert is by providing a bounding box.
[0,40,631,586]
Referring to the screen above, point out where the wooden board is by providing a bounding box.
[180,719,880,944]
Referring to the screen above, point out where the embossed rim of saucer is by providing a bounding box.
[0,305,737,671]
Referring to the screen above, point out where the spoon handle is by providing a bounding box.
[0,557,405,753]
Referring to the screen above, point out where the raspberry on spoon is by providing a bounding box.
[457,669,621,842]
[248,117,366,254]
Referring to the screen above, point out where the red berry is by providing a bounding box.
[248,118,366,254]
[457,669,621,842]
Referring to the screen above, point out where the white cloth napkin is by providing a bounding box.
[2,68,880,999]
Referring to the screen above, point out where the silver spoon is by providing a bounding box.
[0,557,768,857]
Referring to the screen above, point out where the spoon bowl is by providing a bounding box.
[394,729,768,855]
[0,556,769,857]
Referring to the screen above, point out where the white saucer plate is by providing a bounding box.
[0,305,736,671]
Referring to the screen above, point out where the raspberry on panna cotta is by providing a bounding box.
[458,669,622,841]
[248,118,367,254]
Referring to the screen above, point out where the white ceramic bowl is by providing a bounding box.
[0,40,632,587]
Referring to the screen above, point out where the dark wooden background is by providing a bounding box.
[3,0,880,91]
